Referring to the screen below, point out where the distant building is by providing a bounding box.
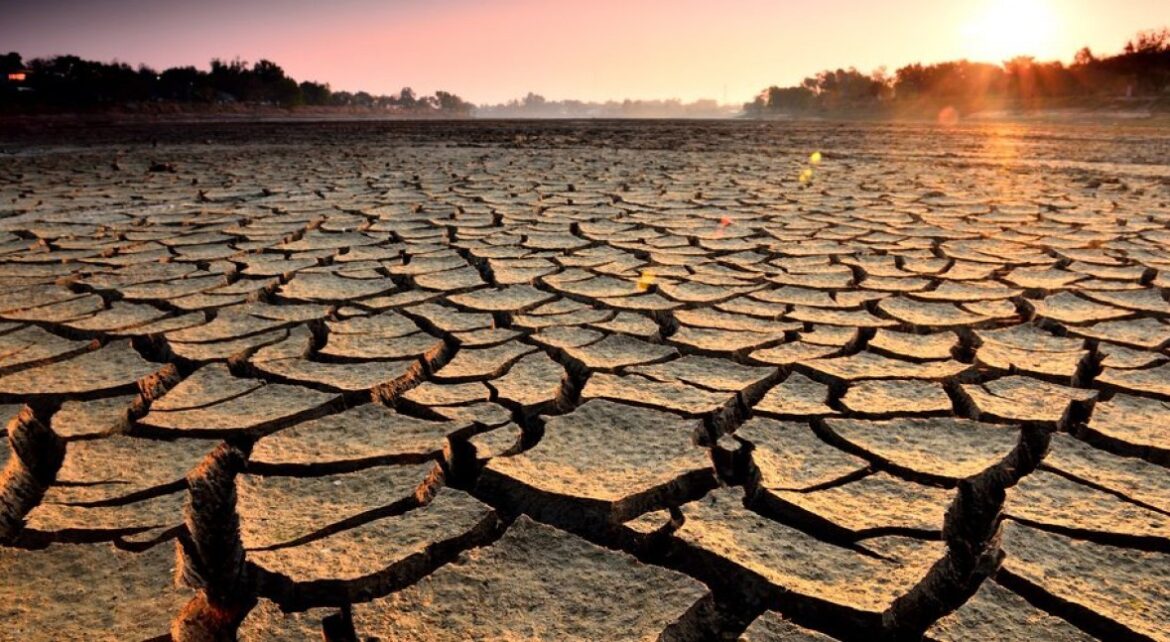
[7,70,28,82]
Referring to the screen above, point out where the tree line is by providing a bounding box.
[0,53,474,115]
[745,28,1170,117]
[477,93,738,118]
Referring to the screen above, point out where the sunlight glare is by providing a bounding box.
[961,0,1061,62]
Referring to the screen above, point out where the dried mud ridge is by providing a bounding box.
[1,120,1169,641]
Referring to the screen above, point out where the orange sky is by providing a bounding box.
[1,0,1165,104]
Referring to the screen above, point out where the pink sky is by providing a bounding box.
[2,0,1165,104]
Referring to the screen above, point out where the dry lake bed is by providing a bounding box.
[0,119,1169,641]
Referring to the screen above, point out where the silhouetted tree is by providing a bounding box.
[1,51,482,116]
[749,26,1170,117]
[1,52,24,74]
[765,86,816,111]
[435,90,473,115]
[396,87,417,108]
[298,81,331,106]
[352,91,374,107]
[1125,28,1170,55]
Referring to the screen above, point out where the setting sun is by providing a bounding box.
[962,0,1062,62]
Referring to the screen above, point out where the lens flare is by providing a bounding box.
[636,270,656,291]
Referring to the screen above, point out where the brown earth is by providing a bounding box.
[0,119,1168,641]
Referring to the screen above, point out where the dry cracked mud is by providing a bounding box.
[0,119,1169,640]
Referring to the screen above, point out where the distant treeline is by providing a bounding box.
[746,28,1170,117]
[476,93,738,118]
[0,53,474,115]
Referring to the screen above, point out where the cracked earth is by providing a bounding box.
[1,120,1169,641]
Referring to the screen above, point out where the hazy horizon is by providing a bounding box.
[2,0,1165,104]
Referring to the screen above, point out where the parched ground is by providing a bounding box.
[0,119,1169,641]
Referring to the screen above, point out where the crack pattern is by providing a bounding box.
[0,120,1168,640]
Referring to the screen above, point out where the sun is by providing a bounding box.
[961,0,1061,62]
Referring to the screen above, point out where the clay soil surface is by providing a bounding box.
[1,119,1169,641]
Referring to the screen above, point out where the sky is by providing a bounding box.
[1,0,1165,104]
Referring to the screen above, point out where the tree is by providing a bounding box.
[1,52,23,74]
[764,85,815,111]
[209,57,250,100]
[1124,28,1170,55]
[352,91,374,107]
[251,60,283,82]
[435,90,473,114]
[397,86,417,108]
[298,81,331,106]
[747,26,1170,116]
[1,50,482,113]
[159,66,207,101]
[870,67,895,101]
